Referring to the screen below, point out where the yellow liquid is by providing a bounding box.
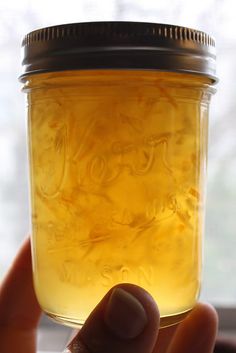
[26,70,212,327]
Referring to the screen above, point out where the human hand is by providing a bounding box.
[0,238,219,353]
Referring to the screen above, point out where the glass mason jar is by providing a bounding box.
[20,22,217,328]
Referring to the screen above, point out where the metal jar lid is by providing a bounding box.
[20,21,217,82]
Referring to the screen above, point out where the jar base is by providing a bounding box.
[159,309,192,328]
[45,308,192,329]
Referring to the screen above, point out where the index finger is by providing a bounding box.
[0,237,42,353]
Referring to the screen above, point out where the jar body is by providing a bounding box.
[25,70,212,327]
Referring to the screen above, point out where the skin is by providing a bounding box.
[0,238,222,353]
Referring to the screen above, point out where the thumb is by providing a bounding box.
[63,284,160,353]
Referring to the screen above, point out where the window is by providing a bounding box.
[0,0,235,348]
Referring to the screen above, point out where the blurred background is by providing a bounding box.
[0,0,235,309]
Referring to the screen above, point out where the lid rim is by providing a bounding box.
[20,21,217,82]
[19,67,218,84]
[22,21,216,47]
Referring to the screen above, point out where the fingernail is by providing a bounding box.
[104,287,148,340]
[63,340,89,353]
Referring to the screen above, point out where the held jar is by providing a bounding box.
[20,22,217,328]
